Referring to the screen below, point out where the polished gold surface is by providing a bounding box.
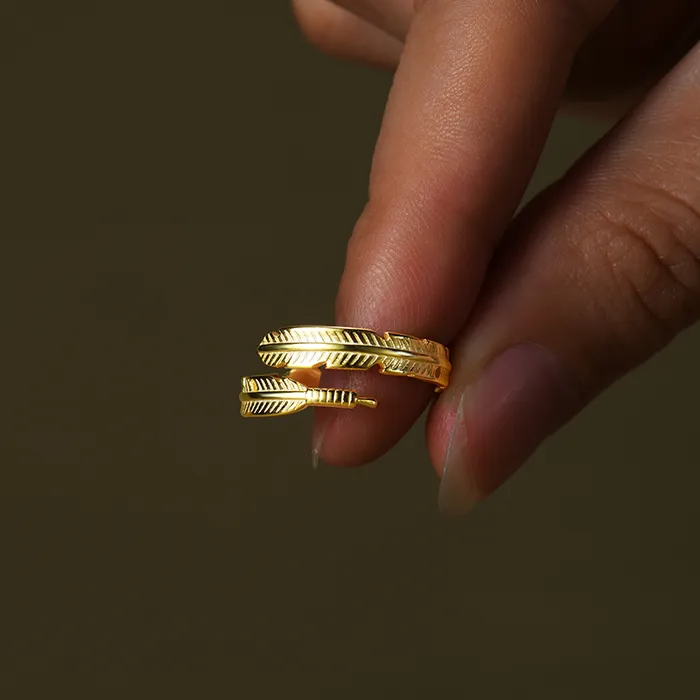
[239,374,377,417]
[258,326,450,389]
[240,325,451,417]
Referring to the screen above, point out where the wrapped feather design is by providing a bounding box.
[258,326,450,390]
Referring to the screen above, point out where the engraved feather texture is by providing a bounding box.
[239,374,377,418]
[258,326,451,390]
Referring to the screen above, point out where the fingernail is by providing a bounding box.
[311,372,348,468]
[438,392,481,515]
[438,343,581,516]
[311,414,333,469]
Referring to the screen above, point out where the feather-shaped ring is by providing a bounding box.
[240,326,451,418]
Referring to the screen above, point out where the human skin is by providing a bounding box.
[291,0,700,514]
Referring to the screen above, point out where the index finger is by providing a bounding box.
[314,0,617,466]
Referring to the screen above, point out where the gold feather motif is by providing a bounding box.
[258,326,450,390]
[239,374,377,418]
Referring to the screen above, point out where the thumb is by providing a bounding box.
[428,43,700,515]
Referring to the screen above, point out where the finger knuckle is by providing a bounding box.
[582,180,700,342]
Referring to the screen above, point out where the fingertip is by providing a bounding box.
[311,371,434,467]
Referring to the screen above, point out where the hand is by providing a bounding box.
[292,0,700,514]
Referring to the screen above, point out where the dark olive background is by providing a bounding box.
[2,3,699,698]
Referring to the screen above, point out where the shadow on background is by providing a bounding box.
[2,3,699,698]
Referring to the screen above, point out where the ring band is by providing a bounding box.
[240,325,451,418]
[259,326,450,389]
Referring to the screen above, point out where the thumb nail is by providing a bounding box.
[311,413,333,469]
[438,343,582,516]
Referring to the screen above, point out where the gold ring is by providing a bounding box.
[240,326,450,418]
